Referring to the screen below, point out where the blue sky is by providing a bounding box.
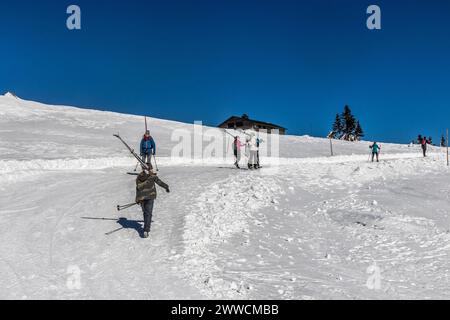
[1,0,449,143]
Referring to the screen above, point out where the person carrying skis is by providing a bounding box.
[140,130,156,165]
[135,163,169,238]
[421,136,428,157]
[232,136,245,169]
[369,142,381,162]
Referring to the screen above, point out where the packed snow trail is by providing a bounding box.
[2,94,450,299]
[1,149,449,299]
[0,167,230,299]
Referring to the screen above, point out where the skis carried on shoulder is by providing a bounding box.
[113,133,151,172]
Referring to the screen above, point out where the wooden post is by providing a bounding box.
[447,128,449,166]
[329,138,334,157]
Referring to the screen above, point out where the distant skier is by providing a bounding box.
[232,136,245,169]
[421,136,428,157]
[369,142,381,162]
[135,163,169,238]
[247,132,259,169]
[140,130,156,165]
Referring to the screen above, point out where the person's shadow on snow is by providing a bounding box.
[82,216,151,237]
[116,217,142,234]
[115,218,155,238]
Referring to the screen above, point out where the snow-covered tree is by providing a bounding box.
[355,121,364,140]
[341,105,356,139]
[329,105,363,142]
[332,114,343,139]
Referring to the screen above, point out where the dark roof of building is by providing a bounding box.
[218,115,286,130]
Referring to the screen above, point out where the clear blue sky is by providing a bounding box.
[1,0,449,143]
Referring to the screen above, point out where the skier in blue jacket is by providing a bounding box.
[140,130,156,165]
[370,142,381,162]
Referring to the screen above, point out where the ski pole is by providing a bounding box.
[153,154,159,172]
[105,227,124,236]
[117,203,138,211]
[133,162,140,172]
[224,129,236,138]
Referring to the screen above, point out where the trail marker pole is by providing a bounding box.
[329,138,334,156]
[447,128,449,166]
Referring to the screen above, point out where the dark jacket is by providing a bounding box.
[421,138,428,149]
[140,136,156,156]
[136,172,169,203]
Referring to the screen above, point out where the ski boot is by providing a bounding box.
[143,231,149,238]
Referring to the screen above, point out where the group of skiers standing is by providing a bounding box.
[232,131,262,169]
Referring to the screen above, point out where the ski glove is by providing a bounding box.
[166,187,170,193]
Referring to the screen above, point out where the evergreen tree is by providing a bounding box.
[355,121,364,140]
[332,114,343,138]
[341,105,356,140]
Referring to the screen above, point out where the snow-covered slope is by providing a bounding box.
[1,93,449,300]
[0,93,422,161]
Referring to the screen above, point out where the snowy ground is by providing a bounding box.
[1,93,449,299]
